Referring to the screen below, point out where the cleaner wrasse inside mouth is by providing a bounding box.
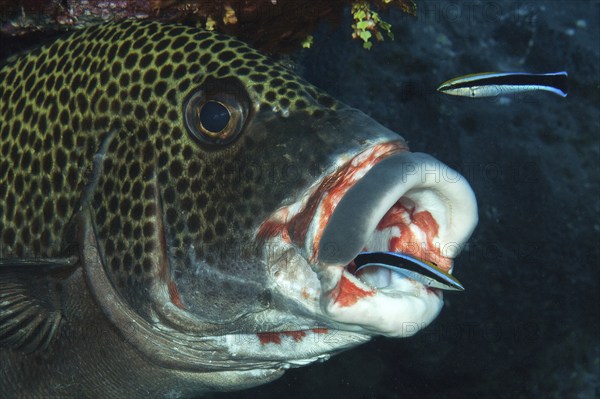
[354,252,465,291]
[437,71,568,98]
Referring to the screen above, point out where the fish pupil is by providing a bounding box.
[199,101,230,133]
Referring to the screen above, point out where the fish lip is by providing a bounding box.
[287,141,410,261]
[258,140,478,337]
[316,151,478,267]
[312,149,477,336]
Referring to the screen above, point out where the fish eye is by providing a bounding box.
[184,81,249,146]
[199,100,230,133]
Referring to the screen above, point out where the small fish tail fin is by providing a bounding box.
[546,71,568,97]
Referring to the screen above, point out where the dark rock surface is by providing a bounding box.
[216,1,599,398]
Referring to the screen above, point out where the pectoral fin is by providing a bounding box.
[0,256,78,352]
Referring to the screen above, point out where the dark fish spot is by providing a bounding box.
[172,51,184,63]
[144,203,156,216]
[203,228,214,243]
[265,91,276,102]
[13,174,23,193]
[134,242,143,259]
[159,65,173,79]
[173,65,186,79]
[108,196,119,213]
[143,69,157,85]
[107,45,118,60]
[139,54,153,69]
[155,51,168,67]
[170,160,183,178]
[52,172,63,191]
[172,36,187,49]
[59,109,69,126]
[107,82,118,97]
[23,104,33,124]
[143,222,155,237]
[61,130,74,149]
[129,84,141,100]
[155,39,171,52]
[19,151,31,169]
[185,51,200,64]
[110,99,121,114]
[167,109,178,123]
[119,74,130,86]
[243,52,261,60]
[66,167,77,188]
[134,105,145,119]
[158,170,169,185]
[187,214,200,233]
[42,153,53,173]
[131,70,141,83]
[99,70,111,86]
[109,217,121,235]
[119,198,131,216]
[181,196,193,211]
[216,66,231,77]
[163,187,176,203]
[122,103,133,115]
[199,54,212,65]
[76,93,89,112]
[182,145,193,161]
[111,62,122,76]
[166,89,177,106]
[295,99,307,108]
[171,127,182,140]
[154,81,167,96]
[141,88,152,103]
[166,207,178,224]
[142,257,153,272]
[98,98,109,113]
[95,204,106,226]
[178,78,191,92]
[118,40,132,57]
[176,178,189,193]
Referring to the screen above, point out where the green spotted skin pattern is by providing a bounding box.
[0,20,346,319]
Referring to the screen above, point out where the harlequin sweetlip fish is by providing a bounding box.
[0,20,478,397]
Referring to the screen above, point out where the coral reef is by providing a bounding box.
[0,0,415,53]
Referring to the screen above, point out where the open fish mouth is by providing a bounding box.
[257,141,478,338]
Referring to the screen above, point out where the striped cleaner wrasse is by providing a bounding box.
[354,251,465,291]
[437,71,568,98]
[0,21,478,397]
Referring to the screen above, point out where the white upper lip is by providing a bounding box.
[317,151,478,266]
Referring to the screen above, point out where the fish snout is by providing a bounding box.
[313,149,477,336]
[259,138,478,337]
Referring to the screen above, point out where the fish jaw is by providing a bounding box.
[258,141,478,338]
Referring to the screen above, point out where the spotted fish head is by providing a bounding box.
[0,20,477,387]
